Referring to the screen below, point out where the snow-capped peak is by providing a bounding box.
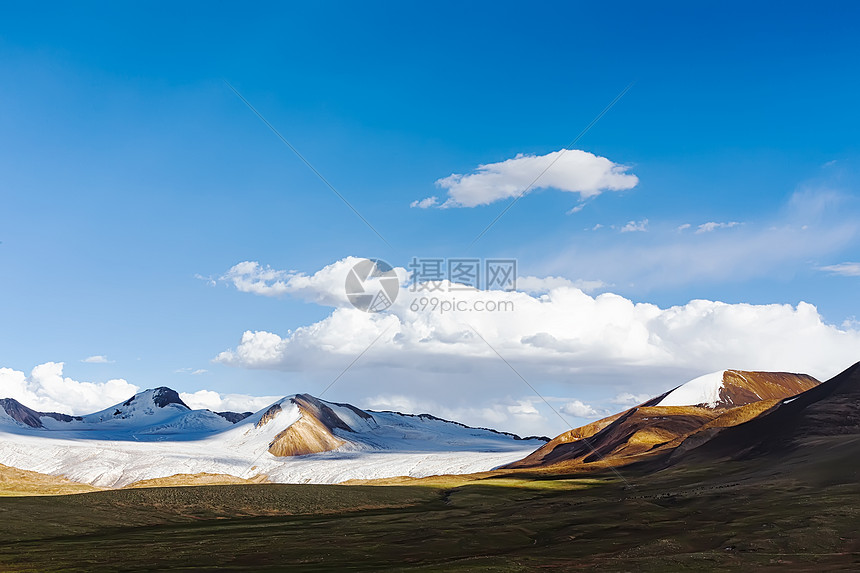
[655,370,726,408]
[82,387,190,425]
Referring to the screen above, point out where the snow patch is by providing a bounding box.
[656,371,726,408]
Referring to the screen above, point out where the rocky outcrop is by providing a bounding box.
[215,411,253,424]
[0,398,82,428]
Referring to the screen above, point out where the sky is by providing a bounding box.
[1,1,859,437]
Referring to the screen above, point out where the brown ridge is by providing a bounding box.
[505,370,819,471]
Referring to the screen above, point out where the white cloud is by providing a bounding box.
[819,262,860,277]
[611,392,653,406]
[215,257,860,385]
[194,273,217,287]
[0,362,139,415]
[410,196,439,209]
[176,367,209,375]
[507,400,540,416]
[81,355,111,364]
[677,223,691,232]
[220,257,406,307]
[696,221,740,234]
[621,219,648,233]
[559,400,601,418]
[567,204,586,215]
[433,149,638,208]
[179,390,280,413]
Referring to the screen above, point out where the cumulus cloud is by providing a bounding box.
[0,362,139,415]
[220,257,407,307]
[696,221,740,234]
[620,219,648,233]
[215,257,860,385]
[410,196,438,209]
[179,390,281,413]
[559,400,602,418]
[81,355,111,364]
[432,149,638,208]
[819,262,860,277]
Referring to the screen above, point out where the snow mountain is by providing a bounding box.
[655,369,819,409]
[0,388,546,487]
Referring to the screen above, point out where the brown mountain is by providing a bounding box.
[256,394,376,457]
[669,360,860,463]
[505,369,819,470]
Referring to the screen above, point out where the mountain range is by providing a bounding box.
[1,364,851,488]
[0,388,545,488]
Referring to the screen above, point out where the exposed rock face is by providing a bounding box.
[264,395,359,457]
[0,398,83,428]
[149,387,189,409]
[0,398,44,428]
[268,413,347,457]
[506,369,820,470]
[214,411,253,424]
[715,370,819,408]
[255,404,282,428]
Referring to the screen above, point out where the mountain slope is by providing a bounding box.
[656,369,819,408]
[506,369,818,470]
[0,398,82,429]
[670,360,860,463]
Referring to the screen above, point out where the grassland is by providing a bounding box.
[0,437,858,571]
[0,463,100,497]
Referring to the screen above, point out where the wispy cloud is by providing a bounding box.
[174,367,209,375]
[194,273,217,287]
[81,355,111,364]
[620,219,648,233]
[545,189,859,292]
[819,262,860,276]
[695,221,741,234]
[410,196,438,209]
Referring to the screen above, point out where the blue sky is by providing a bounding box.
[2,2,859,435]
